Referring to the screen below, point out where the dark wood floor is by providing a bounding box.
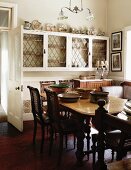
[0,121,130,170]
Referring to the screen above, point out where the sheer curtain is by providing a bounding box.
[125,29,131,80]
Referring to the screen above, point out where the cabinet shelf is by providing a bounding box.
[23,52,43,56]
[48,44,66,49]
[72,47,88,51]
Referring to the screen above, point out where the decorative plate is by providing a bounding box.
[31,20,42,30]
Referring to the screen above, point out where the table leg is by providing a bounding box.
[75,116,91,166]
[85,118,91,159]
[75,125,85,166]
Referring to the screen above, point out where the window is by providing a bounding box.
[0,2,17,30]
[125,27,131,80]
[0,7,11,30]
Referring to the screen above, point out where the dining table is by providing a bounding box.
[60,96,128,165]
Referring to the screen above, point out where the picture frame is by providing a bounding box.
[111,31,122,51]
[111,52,122,72]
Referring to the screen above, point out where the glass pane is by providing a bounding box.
[92,39,107,67]
[48,35,66,67]
[23,34,43,67]
[72,38,89,68]
[0,8,11,28]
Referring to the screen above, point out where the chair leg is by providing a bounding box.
[33,121,37,144]
[87,133,90,151]
[65,135,68,148]
[57,134,63,166]
[40,125,45,153]
[49,126,54,156]
[92,143,97,165]
[85,133,91,160]
[92,134,97,165]
[111,149,115,161]
[73,135,76,149]
[116,149,124,161]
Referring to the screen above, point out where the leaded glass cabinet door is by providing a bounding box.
[23,32,44,70]
[71,36,89,69]
[47,34,67,68]
[92,39,108,67]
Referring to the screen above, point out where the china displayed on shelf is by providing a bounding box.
[46,23,56,31]
[31,20,42,30]
[57,23,68,32]
[24,21,31,30]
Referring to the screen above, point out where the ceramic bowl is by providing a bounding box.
[75,88,92,99]
[90,91,109,103]
[49,84,69,94]
[58,93,81,103]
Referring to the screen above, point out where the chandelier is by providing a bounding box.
[58,0,94,21]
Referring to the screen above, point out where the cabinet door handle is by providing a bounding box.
[44,49,46,54]
[15,87,20,90]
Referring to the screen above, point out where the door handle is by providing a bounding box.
[15,87,20,90]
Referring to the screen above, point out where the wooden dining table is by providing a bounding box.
[60,96,127,165]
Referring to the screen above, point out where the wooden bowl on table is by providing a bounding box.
[75,88,92,99]
[49,84,69,94]
[90,91,109,104]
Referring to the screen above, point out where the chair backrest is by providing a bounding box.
[122,85,131,100]
[40,81,56,101]
[44,88,60,123]
[94,99,131,170]
[27,86,43,121]
[101,86,123,98]
[95,101,131,134]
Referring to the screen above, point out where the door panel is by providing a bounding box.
[8,27,23,132]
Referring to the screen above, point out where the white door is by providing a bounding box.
[8,27,23,132]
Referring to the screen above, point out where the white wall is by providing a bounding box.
[2,0,108,81]
[3,0,108,34]
[107,0,131,80]
[4,0,131,81]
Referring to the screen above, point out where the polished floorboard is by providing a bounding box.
[0,121,130,170]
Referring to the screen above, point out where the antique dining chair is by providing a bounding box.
[91,128,123,163]
[93,99,131,170]
[100,85,124,98]
[92,99,131,167]
[27,86,50,153]
[44,88,78,165]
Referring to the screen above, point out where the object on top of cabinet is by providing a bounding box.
[24,21,31,30]
[31,20,42,30]
[57,23,68,32]
[46,23,56,31]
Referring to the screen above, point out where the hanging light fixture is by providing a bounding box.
[58,0,94,21]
